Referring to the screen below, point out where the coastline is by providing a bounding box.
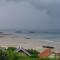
[0,34,60,53]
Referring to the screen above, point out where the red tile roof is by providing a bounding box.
[38,48,52,58]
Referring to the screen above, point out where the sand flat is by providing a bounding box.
[0,35,60,52]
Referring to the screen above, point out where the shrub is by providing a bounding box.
[7,47,16,51]
[27,49,38,58]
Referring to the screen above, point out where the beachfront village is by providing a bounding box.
[0,45,60,60]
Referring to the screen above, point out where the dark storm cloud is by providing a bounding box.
[0,0,60,31]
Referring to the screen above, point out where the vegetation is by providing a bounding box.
[0,47,59,60]
[27,49,38,58]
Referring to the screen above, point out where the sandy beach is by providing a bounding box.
[0,34,60,53]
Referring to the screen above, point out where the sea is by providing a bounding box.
[0,29,60,42]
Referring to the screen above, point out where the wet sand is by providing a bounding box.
[0,35,60,52]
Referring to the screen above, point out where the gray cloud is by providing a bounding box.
[0,0,60,31]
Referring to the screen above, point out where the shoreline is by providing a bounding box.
[0,35,60,52]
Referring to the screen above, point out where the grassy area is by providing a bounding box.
[0,47,59,60]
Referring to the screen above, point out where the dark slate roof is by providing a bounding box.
[16,46,31,56]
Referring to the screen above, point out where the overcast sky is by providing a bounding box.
[0,0,60,31]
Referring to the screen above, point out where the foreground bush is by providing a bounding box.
[0,47,59,60]
[27,49,38,58]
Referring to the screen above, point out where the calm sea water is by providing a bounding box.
[15,33,60,42]
[13,31,60,42]
[0,30,60,42]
